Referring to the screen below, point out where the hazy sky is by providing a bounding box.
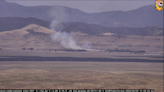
[6,0,155,13]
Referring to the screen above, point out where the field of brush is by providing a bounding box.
[0,43,163,91]
[0,29,163,91]
[0,50,163,62]
[0,61,163,92]
[0,35,163,54]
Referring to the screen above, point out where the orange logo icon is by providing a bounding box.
[155,0,163,11]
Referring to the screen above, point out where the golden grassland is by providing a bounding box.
[0,61,163,92]
[0,35,163,53]
[0,25,163,54]
[0,24,163,91]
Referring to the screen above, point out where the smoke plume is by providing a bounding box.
[81,41,92,49]
[49,6,94,50]
[49,7,82,49]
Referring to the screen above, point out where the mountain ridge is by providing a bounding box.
[0,17,50,32]
[0,24,163,53]
[0,0,163,28]
[0,17,163,36]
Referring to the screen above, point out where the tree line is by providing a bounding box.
[22,48,33,50]
[105,48,145,54]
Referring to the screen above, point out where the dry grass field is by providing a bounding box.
[0,24,163,54]
[0,24,163,91]
[0,61,163,91]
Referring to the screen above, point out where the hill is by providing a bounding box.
[0,24,55,39]
[105,26,163,36]
[61,22,163,36]
[0,17,49,32]
[0,24,62,49]
[0,24,163,53]
[0,0,163,28]
[0,17,163,36]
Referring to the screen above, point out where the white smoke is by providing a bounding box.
[49,7,82,49]
[81,41,92,49]
[50,20,82,49]
[49,6,93,50]
[51,31,82,49]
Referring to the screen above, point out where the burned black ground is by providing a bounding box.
[0,56,163,62]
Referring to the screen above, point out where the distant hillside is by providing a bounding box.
[0,17,49,32]
[61,22,163,36]
[0,0,163,28]
[0,24,62,49]
[106,26,163,36]
[0,24,163,53]
[0,17,163,36]
[61,22,109,35]
[0,24,55,39]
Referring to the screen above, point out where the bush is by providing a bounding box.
[22,48,26,50]
[30,48,33,50]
